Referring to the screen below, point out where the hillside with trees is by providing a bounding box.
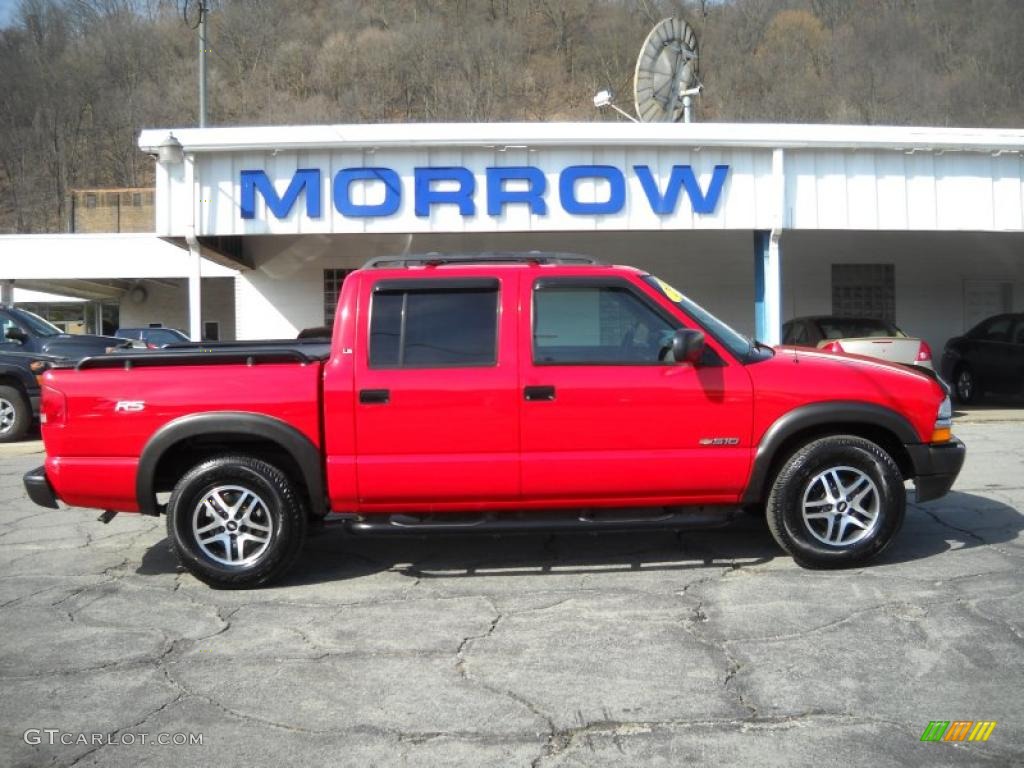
[2,0,1022,233]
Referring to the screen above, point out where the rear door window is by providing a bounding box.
[369,281,499,368]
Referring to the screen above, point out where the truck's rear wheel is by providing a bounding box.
[0,385,30,443]
[766,435,905,568]
[166,455,307,589]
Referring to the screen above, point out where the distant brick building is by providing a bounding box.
[69,188,154,233]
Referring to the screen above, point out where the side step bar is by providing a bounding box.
[332,507,738,535]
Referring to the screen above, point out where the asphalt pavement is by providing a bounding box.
[0,421,1022,767]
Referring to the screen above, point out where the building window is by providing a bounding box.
[369,282,499,368]
[132,193,142,207]
[85,193,97,209]
[202,321,220,341]
[323,269,352,326]
[832,264,895,321]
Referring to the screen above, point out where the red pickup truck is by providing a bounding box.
[24,254,964,588]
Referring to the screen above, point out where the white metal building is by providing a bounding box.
[135,121,1024,352]
[5,122,1023,351]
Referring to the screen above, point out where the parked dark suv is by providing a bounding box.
[941,313,1024,403]
[0,307,129,358]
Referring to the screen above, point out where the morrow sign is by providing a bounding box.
[239,164,730,221]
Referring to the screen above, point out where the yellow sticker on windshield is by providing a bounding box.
[652,277,684,303]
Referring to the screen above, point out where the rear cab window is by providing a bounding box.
[816,318,904,339]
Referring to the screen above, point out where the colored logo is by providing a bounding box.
[920,721,996,742]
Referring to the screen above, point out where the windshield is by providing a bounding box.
[11,308,62,337]
[643,275,756,360]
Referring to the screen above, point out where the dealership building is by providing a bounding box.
[3,122,1024,352]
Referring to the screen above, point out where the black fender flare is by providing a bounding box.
[136,412,325,516]
[741,401,920,505]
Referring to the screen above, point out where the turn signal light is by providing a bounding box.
[916,341,933,362]
[820,341,844,353]
[931,427,952,444]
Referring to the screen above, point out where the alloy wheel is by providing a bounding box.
[800,466,881,547]
[192,485,274,566]
[0,398,16,435]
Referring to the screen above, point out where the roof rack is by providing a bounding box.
[362,252,604,269]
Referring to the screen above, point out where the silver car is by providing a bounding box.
[782,316,933,370]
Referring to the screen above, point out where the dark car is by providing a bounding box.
[115,326,190,348]
[0,307,130,359]
[782,316,933,369]
[0,349,63,442]
[941,313,1024,404]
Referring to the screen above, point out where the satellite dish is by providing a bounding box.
[634,17,700,123]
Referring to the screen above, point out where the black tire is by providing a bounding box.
[953,365,978,405]
[0,385,30,443]
[166,455,307,589]
[765,435,905,569]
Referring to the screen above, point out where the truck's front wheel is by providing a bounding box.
[166,456,307,589]
[766,435,905,568]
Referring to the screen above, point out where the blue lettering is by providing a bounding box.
[242,163,730,221]
[635,164,729,215]
[333,168,401,217]
[414,167,475,217]
[240,169,321,219]
[486,167,547,216]
[559,165,625,215]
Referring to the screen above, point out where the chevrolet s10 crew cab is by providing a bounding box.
[23,254,965,588]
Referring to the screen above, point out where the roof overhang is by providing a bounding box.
[139,121,1024,155]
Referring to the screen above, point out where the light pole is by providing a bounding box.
[185,0,211,127]
[198,0,209,127]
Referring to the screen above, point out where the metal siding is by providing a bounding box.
[906,153,939,230]
[875,153,909,230]
[992,154,1024,230]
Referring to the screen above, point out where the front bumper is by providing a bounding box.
[24,466,59,509]
[905,438,966,503]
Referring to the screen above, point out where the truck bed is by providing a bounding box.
[40,345,325,512]
[62,339,332,371]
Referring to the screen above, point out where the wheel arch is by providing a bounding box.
[137,412,325,517]
[742,402,918,506]
[0,372,31,396]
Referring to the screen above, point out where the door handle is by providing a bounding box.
[524,385,556,401]
[359,389,390,405]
